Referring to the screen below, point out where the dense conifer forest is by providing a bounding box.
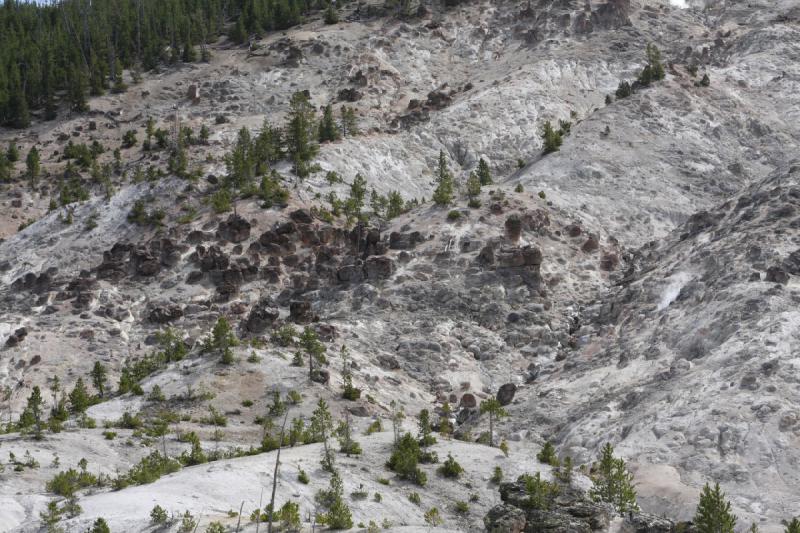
[0,0,323,128]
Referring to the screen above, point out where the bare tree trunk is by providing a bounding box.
[255,487,263,533]
[235,501,244,532]
[489,412,494,447]
[267,412,290,533]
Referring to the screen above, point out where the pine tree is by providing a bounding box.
[309,399,335,471]
[324,2,340,24]
[0,154,10,182]
[369,188,387,217]
[90,361,108,398]
[437,401,453,437]
[182,38,197,63]
[111,60,127,94]
[541,121,563,154]
[589,443,639,513]
[326,471,353,529]
[67,67,90,113]
[285,91,318,179]
[21,386,44,438]
[615,81,632,99]
[694,483,736,533]
[26,147,40,187]
[69,378,90,413]
[390,400,405,446]
[341,346,361,400]
[417,409,436,447]
[318,104,341,142]
[230,17,248,45]
[299,327,326,380]
[7,141,19,162]
[466,171,481,207]
[386,191,404,219]
[645,43,665,81]
[432,150,454,206]
[225,127,255,193]
[89,518,111,533]
[479,396,507,447]
[336,413,362,455]
[340,106,359,136]
[345,173,367,219]
[387,432,426,485]
[537,441,559,466]
[477,157,492,185]
[8,66,30,128]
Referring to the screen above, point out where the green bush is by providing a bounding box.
[150,504,168,525]
[365,419,382,435]
[387,433,427,486]
[122,130,138,148]
[616,81,632,99]
[271,325,297,347]
[437,453,463,479]
[588,443,638,512]
[205,522,225,533]
[90,518,111,533]
[537,441,560,467]
[210,188,232,213]
[178,511,196,533]
[46,466,99,497]
[491,466,503,484]
[519,472,559,510]
[447,210,461,221]
[114,451,181,489]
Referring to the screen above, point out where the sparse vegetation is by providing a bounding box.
[588,443,639,512]
[519,472,560,510]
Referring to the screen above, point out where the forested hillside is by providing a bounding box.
[0,0,331,128]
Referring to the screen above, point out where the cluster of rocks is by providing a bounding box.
[96,238,187,280]
[484,480,676,533]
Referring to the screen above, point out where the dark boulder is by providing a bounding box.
[484,504,526,533]
[365,256,394,280]
[337,87,362,102]
[581,236,599,253]
[289,300,316,324]
[459,393,477,409]
[4,327,28,348]
[765,266,789,285]
[311,369,330,384]
[389,231,424,250]
[218,214,252,243]
[245,300,280,333]
[600,252,620,271]
[565,224,582,237]
[148,304,184,324]
[290,209,314,224]
[505,215,523,242]
[497,383,517,406]
[131,246,160,276]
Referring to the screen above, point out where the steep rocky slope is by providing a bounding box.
[1,0,799,531]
